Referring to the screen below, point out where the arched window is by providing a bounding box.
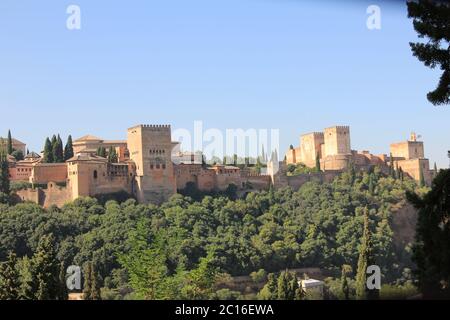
[93,170,98,179]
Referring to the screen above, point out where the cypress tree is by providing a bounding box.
[341,265,351,300]
[110,147,118,163]
[395,162,400,180]
[89,263,101,300]
[57,262,68,300]
[355,208,377,300]
[399,167,404,181]
[0,252,21,300]
[389,153,395,179]
[277,270,290,300]
[368,173,375,195]
[83,263,92,300]
[0,151,10,196]
[53,135,64,163]
[7,130,13,155]
[43,138,53,163]
[64,135,74,161]
[434,162,438,178]
[419,164,426,187]
[315,152,321,172]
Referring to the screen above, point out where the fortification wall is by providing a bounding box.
[241,174,271,190]
[15,182,72,208]
[31,163,68,184]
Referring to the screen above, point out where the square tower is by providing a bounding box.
[299,132,324,167]
[127,125,177,204]
[324,126,351,157]
[390,135,425,160]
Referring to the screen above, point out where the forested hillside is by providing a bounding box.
[0,168,424,299]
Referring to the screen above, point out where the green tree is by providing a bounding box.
[182,250,219,300]
[0,252,21,300]
[83,263,92,300]
[64,135,74,161]
[277,270,290,300]
[57,262,68,300]
[7,130,13,155]
[355,209,378,300]
[52,135,64,163]
[315,152,321,172]
[43,137,53,163]
[108,147,118,163]
[257,273,278,300]
[0,151,10,197]
[389,153,395,179]
[407,0,450,105]
[408,169,450,299]
[11,150,24,161]
[419,164,426,187]
[341,265,352,300]
[26,234,61,300]
[83,262,101,300]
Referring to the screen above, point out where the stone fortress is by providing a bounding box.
[7,124,435,208]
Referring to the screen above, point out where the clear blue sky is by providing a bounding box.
[0,0,449,167]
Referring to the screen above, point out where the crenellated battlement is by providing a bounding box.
[301,131,324,138]
[325,125,350,131]
[128,124,171,131]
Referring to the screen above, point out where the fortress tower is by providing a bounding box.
[299,132,324,167]
[127,125,177,204]
[324,126,351,157]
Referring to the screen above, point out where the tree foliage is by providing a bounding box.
[407,0,450,105]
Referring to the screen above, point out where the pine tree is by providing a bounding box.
[408,169,450,299]
[0,252,21,300]
[355,208,377,300]
[407,0,450,106]
[43,137,53,163]
[7,130,13,155]
[27,234,61,300]
[64,135,74,161]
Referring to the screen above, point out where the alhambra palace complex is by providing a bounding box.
[5,124,434,208]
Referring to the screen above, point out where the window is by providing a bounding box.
[93,170,98,179]
[156,164,160,169]
[162,164,166,169]
[150,164,154,170]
